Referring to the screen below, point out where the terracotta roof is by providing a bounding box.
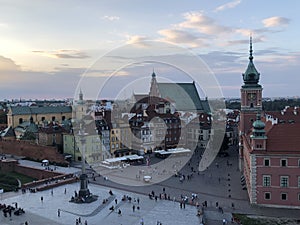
[265,122,300,152]
[266,107,300,123]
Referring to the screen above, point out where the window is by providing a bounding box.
[264,158,270,166]
[263,175,271,187]
[280,176,289,187]
[281,193,287,201]
[298,176,300,188]
[298,193,300,201]
[264,192,271,200]
[281,159,287,167]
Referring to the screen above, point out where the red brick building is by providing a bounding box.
[239,38,300,208]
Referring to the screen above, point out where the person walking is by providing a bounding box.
[57,209,60,217]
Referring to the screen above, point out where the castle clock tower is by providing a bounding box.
[239,37,263,171]
[240,37,263,134]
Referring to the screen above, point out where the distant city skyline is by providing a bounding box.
[0,0,299,100]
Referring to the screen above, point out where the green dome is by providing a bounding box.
[253,119,265,130]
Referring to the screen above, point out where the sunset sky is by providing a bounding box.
[0,0,299,100]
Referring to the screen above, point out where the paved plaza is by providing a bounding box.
[1,146,300,225]
[1,183,225,225]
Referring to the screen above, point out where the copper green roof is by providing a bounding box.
[242,37,261,88]
[157,82,210,112]
[9,106,72,115]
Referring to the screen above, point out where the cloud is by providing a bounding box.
[226,36,265,46]
[262,16,290,27]
[32,50,90,59]
[0,22,8,28]
[214,0,241,12]
[178,12,232,35]
[126,35,148,44]
[102,15,120,21]
[158,29,207,47]
[125,35,152,47]
[0,56,20,71]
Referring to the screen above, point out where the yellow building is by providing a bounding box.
[110,119,132,157]
[63,133,103,162]
[7,105,72,128]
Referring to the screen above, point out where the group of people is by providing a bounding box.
[75,216,88,225]
[0,202,25,217]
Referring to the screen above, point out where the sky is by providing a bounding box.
[0,0,299,100]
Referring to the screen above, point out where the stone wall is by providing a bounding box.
[0,139,68,165]
[15,165,62,180]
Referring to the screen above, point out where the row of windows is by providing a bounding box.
[263,175,300,188]
[264,192,300,201]
[19,116,66,124]
[263,158,300,167]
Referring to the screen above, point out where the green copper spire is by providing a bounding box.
[242,36,261,87]
[249,35,253,61]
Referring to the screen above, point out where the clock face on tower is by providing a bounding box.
[247,93,257,101]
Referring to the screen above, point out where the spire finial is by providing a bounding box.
[151,68,156,78]
[79,88,83,101]
[249,35,253,61]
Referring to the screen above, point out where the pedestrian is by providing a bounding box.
[137,198,140,204]
[222,218,226,225]
[64,188,67,194]
[84,220,88,225]
[140,218,144,225]
[51,189,53,196]
[118,209,122,216]
[132,205,135,212]
[231,202,235,209]
[25,222,28,225]
[115,199,118,205]
[41,196,44,202]
[215,201,218,208]
[78,217,81,223]
[58,209,60,217]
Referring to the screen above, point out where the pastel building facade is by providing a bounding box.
[239,38,300,208]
